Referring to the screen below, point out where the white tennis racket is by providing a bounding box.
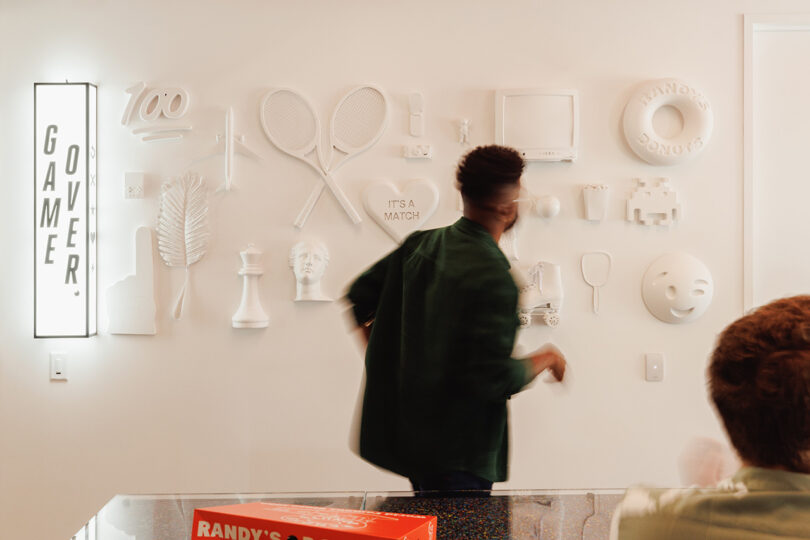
[293,85,388,227]
[261,88,360,225]
[260,87,323,164]
[259,88,382,228]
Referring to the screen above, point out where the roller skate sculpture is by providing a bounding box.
[515,261,563,328]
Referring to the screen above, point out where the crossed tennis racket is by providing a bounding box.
[260,85,388,228]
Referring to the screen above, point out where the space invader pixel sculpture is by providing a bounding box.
[627,177,682,226]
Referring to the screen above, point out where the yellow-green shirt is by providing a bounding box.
[612,467,810,539]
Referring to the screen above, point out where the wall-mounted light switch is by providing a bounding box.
[50,352,68,381]
[645,353,664,382]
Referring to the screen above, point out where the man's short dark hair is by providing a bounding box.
[456,145,524,205]
[709,295,810,472]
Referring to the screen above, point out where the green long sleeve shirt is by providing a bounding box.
[347,217,534,483]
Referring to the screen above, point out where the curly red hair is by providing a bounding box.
[709,295,810,472]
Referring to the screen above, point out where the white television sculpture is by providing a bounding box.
[495,88,579,162]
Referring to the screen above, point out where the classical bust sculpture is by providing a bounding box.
[289,239,332,302]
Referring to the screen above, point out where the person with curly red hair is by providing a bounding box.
[612,295,810,539]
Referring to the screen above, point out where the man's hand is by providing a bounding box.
[528,343,566,381]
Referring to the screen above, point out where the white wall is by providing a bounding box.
[0,1,803,538]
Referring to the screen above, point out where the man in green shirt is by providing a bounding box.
[611,295,810,539]
[347,145,566,492]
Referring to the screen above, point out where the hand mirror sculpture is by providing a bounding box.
[290,239,332,302]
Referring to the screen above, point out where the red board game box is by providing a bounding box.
[191,502,437,540]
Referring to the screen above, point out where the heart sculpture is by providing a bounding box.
[363,179,439,242]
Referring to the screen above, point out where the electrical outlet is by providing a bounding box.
[124,172,145,199]
[50,352,68,381]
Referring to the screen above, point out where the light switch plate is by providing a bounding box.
[645,352,664,382]
[50,352,68,381]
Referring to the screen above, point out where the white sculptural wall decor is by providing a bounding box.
[495,88,579,162]
[533,195,561,219]
[232,244,269,328]
[512,261,564,328]
[582,184,610,221]
[627,178,682,226]
[124,172,145,199]
[290,240,332,302]
[157,172,210,319]
[121,81,192,142]
[363,179,439,242]
[642,252,714,324]
[623,78,713,165]
[458,118,471,146]
[213,107,260,192]
[402,144,433,159]
[408,92,424,137]
[512,188,561,220]
[581,251,612,314]
[192,107,260,193]
[260,85,388,227]
[107,227,157,335]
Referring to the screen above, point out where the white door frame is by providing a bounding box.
[743,13,810,311]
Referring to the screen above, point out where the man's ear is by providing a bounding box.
[495,202,514,221]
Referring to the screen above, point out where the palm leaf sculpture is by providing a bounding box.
[157,172,210,319]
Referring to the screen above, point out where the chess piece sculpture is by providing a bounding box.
[232,244,269,328]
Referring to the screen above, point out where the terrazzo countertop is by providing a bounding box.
[80,490,625,540]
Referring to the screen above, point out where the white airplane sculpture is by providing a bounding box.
[202,107,261,192]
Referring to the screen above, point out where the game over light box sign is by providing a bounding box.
[34,83,97,337]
